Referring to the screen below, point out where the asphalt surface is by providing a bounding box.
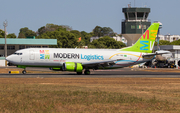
[0,67,179,78]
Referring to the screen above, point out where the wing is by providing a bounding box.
[81,59,122,68]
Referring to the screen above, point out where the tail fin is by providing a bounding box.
[120,23,160,53]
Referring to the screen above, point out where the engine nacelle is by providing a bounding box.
[62,62,83,72]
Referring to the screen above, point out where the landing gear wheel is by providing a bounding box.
[77,72,82,75]
[84,70,90,75]
[22,70,26,74]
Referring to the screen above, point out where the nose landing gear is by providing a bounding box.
[22,70,26,74]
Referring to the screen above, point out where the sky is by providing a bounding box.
[0,0,180,36]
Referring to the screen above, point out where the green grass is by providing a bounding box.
[0,84,177,113]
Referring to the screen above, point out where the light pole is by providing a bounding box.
[3,20,8,66]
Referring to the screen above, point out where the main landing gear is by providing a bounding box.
[84,69,90,75]
[77,72,82,75]
[76,69,90,75]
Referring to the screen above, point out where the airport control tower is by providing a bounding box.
[122,6,151,46]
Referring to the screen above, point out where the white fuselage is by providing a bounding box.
[6,48,153,68]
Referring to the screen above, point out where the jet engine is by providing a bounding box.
[62,62,83,72]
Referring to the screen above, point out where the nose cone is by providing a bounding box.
[6,56,9,61]
[6,55,13,62]
[6,54,21,65]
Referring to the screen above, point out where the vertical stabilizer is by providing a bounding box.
[120,23,159,53]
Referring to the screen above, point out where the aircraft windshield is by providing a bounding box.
[13,53,23,55]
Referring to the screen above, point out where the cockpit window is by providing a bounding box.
[13,53,23,55]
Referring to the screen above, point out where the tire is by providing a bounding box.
[77,72,82,75]
[84,70,90,75]
[22,70,26,74]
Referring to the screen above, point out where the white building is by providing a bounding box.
[158,34,180,42]
[112,35,127,44]
[158,34,165,40]
[90,36,100,42]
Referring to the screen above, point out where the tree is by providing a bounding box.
[171,39,180,45]
[93,26,103,37]
[60,25,72,31]
[37,28,79,48]
[81,31,92,45]
[90,39,106,48]
[89,36,126,49]
[0,30,17,38]
[7,33,16,38]
[70,30,81,38]
[0,29,5,38]
[37,25,57,36]
[37,26,46,36]
[155,40,171,46]
[18,27,37,38]
[37,24,72,36]
[77,40,85,48]
[18,33,26,38]
[102,27,114,36]
[93,26,114,37]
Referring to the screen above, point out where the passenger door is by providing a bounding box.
[29,50,35,60]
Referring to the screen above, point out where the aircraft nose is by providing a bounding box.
[6,55,12,62]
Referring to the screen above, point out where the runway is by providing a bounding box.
[0,67,179,78]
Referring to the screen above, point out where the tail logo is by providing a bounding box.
[140,41,148,50]
[120,23,159,53]
[140,30,157,51]
[141,30,149,39]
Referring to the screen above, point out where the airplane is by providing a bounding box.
[6,22,170,75]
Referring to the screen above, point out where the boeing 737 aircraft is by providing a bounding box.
[6,23,169,74]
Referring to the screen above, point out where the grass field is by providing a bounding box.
[0,78,180,112]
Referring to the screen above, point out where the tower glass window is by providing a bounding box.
[128,13,135,19]
[137,12,144,18]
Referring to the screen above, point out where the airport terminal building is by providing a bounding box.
[0,38,57,66]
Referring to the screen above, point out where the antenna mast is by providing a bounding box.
[3,20,8,66]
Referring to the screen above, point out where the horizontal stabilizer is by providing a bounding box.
[142,50,171,57]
